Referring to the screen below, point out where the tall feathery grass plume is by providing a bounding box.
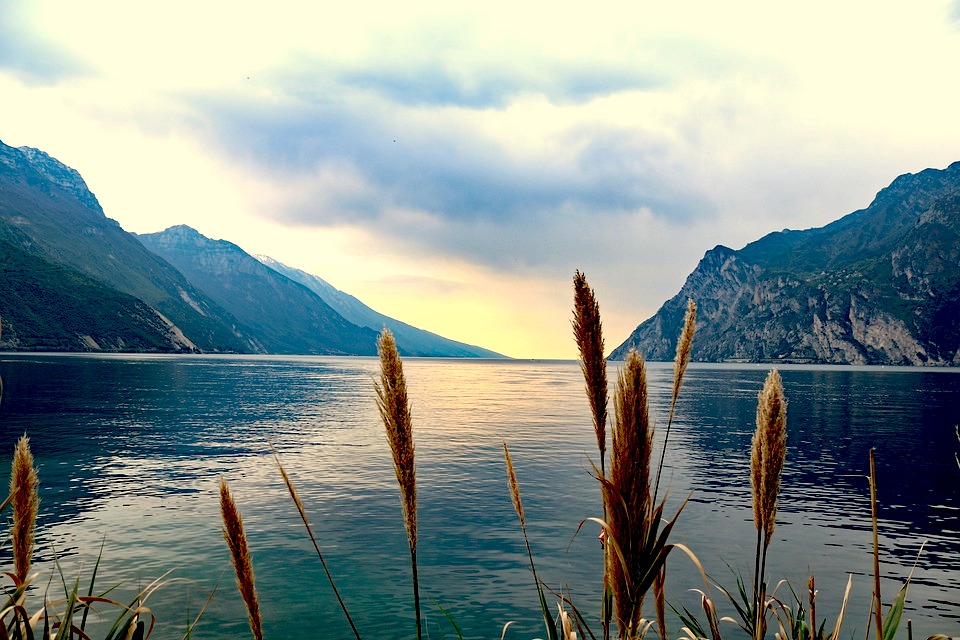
[749,369,787,640]
[219,476,263,640]
[10,434,39,582]
[573,270,608,475]
[573,270,612,640]
[375,328,421,640]
[605,350,654,639]
[653,299,696,502]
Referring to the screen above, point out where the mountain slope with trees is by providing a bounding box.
[0,139,255,352]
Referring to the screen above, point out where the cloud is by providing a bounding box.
[338,64,662,109]
[952,0,960,22]
[373,274,471,296]
[0,1,91,84]
[181,80,714,226]
[176,96,717,279]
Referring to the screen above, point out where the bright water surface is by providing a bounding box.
[0,354,957,639]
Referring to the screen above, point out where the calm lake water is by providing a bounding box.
[0,354,957,639]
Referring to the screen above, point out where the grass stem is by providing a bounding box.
[870,449,882,640]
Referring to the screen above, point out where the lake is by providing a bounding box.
[0,354,957,639]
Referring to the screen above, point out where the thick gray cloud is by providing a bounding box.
[339,64,662,109]
[184,82,712,221]
[180,84,715,275]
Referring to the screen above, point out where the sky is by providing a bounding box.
[1,0,959,359]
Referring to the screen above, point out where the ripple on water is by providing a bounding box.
[0,355,957,639]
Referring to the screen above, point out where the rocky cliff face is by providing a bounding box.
[14,145,107,215]
[611,162,960,365]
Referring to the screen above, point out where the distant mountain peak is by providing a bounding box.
[255,254,505,358]
[143,225,246,255]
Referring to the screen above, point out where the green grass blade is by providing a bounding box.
[80,537,107,633]
[432,600,464,640]
[881,582,908,640]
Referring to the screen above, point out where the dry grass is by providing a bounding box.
[751,369,787,543]
[573,270,608,475]
[375,327,422,640]
[10,434,39,582]
[504,441,557,640]
[219,476,263,640]
[670,300,697,418]
[653,299,697,503]
[375,328,417,549]
[606,350,655,638]
[574,270,613,640]
[749,368,787,640]
[270,445,362,640]
[504,442,526,532]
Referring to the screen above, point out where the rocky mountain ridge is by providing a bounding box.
[0,139,256,352]
[0,139,500,356]
[611,162,960,365]
[14,145,107,215]
[137,225,380,355]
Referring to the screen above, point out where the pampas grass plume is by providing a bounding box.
[219,476,263,640]
[749,369,787,640]
[573,270,608,472]
[375,329,417,548]
[10,434,39,582]
[503,441,528,535]
[671,300,697,412]
[607,350,654,636]
[751,369,787,541]
[654,299,697,502]
[375,328,422,640]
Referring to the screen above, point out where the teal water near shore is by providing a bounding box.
[0,354,957,639]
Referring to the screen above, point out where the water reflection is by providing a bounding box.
[0,355,956,639]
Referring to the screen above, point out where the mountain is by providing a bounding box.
[0,140,256,352]
[255,255,504,357]
[611,162,960,366]
[136,226,380,355]
[0,238,197,351]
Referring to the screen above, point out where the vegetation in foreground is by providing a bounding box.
[214,271,952,640]
[2,273,956,639]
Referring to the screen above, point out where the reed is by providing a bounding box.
[10,434,39,583]
[653,299,696,503]
[869,449,882,640]
[270,445,362,640]
[605,350,654,638]
[504,441,557,640]
[0,431,203,640]
[572,272,690,640]
[573,270,608,476]
[750,369,787,640]
[573,270,612,640]
[219,476,263,640]
[375,328,421,640]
